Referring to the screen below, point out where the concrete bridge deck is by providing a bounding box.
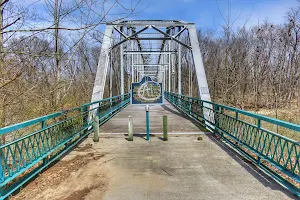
[12,103,295,200]
[101,101,205,134]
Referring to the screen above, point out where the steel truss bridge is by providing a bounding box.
[0,20,299,199]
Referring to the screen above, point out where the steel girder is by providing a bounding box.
[91,25,113,103]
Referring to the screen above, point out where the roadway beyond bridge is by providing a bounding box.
[12,103,295,200]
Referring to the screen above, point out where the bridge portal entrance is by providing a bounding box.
[91,20,211,102]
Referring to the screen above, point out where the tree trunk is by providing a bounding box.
[54,0,61,108]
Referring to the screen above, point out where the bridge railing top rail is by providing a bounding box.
[81,93,130,107]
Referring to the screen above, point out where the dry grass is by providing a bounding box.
[251,108,300,141]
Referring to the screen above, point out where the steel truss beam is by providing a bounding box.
[173,26,187,38]
[157,26,187,65]
[135,70,164,72]
[124,51,177,53]
[91,25,113,103]
[131,27,146,64]
[130,37,171,40]
[111,25,190,49]
[113,26,127,38]
[151,26,191,49]
[133,64,169,66]
[110,20,193,27]
[124,52,176,55]
[110,26,149,49]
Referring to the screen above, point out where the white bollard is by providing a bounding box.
[128,116,133,141]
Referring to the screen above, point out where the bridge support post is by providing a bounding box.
[128,116,133,141]
[168,41,171,92]
[93,116,99,142]
[120,43,124,95]
[178,44,182,95]
[91,25,113,102]
[163,115,168,141]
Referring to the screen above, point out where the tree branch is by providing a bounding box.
[0,0,9,7]
[2,24,97,33]
[2,17,21,30]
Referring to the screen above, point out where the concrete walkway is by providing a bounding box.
[99,135,294,200]
[13,135,295,200]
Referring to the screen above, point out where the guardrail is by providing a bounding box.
[165,91,299,196]
[0,94,130,199]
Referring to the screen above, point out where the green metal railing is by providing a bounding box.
[0,94,130,199]
[165,91,299,196]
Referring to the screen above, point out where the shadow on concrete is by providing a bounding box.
[161,104,188,119]
[157,136,167,141]
[123,133,156,141]
[160,104,206,132]
[205,133,297,199]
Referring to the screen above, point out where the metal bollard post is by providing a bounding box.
[145,105,150,141]
[163,115,168,141]
[93,115,99,142]
[128,116,133,141]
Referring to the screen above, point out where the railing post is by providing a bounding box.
[219,107,224,138]
[257,119,261,165]
[200,101,204,117]
[163,115,168,141]
[41,120,47,166]
[214,105,219,129]
[81,106,88,137]
[128,116,133,141]
[257,119,261,128]
[0,138,4,185]
[235,111,241,145]
[0,154,3,183]
[93,115,100,142]
[98,102,102,121]
[189,98,192,115]
[257,156,261,165]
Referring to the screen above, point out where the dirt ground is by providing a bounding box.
[11,143,110,200]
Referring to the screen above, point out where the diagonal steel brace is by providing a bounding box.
[110,25,150,49]
[151,25,191,49]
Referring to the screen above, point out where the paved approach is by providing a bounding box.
[12,103,295,200]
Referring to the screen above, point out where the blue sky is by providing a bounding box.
[14,0,299,32]
[131,0,298,30]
